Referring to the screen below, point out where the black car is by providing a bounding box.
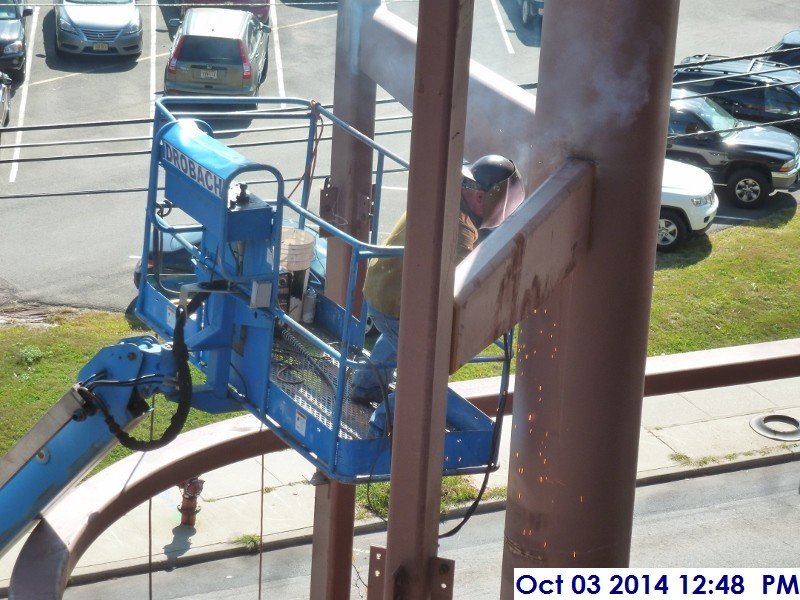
[765,31,800,68]
[667,88,800,209]
[0,0,32,82]
[673,55,800,138]
[0,72,10,138]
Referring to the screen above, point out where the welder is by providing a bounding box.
[350,155,526,428]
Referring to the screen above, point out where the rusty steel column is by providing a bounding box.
[309,1,379,598]
[381,0,474,598]
[500,0,680,593]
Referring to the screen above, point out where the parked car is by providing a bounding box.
[667,88,800,208]
[673,55,800,137]
[55,0,142,57]
[519,0,544,27]
[133,230,202,290]
[0,72,10,134]
[0,0,33,82]
[180,0,269,24]
[658,159,718,252]
[164,8,269,98]
[765,30,800,68]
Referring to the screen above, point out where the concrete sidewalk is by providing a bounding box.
[2,376,799,593]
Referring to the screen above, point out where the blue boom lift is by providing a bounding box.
[0,97,510,555]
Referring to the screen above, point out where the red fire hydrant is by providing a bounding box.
[177,477,205,527]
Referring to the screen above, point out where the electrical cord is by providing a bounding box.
[353,351,394,520]
[277,324,337,394]
[438,331,513,539]
[78,291,210,452]
[287,110,324,199]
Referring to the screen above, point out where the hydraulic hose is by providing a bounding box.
[80,292,210,452]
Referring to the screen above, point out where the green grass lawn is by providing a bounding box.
[1,208,799,480]
[0,311,240,472]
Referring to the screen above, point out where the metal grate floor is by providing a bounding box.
[270,327,377,440]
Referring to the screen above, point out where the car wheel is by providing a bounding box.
[726,168,770,209]
[521,0,533,26]
[657,209,688,252]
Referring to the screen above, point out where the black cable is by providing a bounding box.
[79,291,210,452]
[355,351,393,520]
[277,324,337,394]
[87,375,166,389]
[438,332,512,539]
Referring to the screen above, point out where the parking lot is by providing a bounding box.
[0,0,798,310]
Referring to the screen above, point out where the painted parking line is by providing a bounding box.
[270,0,287,107]
[9,7,39,183]
[27,51,171,88]
[714,215,756,222]
[488,0,515,55]
[150,0,157,132]
[278,13,336,31]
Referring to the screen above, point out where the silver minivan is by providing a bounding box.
[164,8,269,97]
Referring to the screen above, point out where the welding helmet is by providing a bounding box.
[461,155,525,229]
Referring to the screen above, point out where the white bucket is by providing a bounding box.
[280,227,315,272]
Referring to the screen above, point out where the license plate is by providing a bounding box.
[92,42,109,51]
[200,69,218,80]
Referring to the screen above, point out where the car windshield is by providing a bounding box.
[0,3,18,18]
[693,97,737,133]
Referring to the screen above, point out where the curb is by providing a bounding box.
[635,447,800,487]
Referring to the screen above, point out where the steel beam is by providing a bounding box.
[455,338,800,417]
[451,159,593,371]
[310,1,380,598]
[359,8,537,180]
[500,0,681,593]
[380,0,473,597]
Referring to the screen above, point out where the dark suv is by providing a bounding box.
[0,0,33,82]
[765,31,800,68]
[673,55,800,137]
[668,88,800,208]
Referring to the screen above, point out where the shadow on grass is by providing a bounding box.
[655,235,713,271]
[125,297,150,331]
[657,203,798,272]
[748,201,797,230]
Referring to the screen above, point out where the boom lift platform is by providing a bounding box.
[0,97,510,555]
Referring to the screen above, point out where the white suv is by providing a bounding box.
[658,159,718,252]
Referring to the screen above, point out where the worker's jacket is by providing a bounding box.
[363,203,480,318]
